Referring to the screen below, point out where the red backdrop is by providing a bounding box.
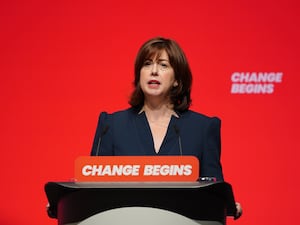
[0,0,299,224]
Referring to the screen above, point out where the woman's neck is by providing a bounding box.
[143,101,175,122]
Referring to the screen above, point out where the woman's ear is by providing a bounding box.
[173,81,179,87]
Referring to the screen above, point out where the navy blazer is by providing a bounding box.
[90,108,224,181]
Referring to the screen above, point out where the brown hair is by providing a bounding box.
[129,37,192,112]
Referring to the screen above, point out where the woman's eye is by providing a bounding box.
[144,61,152,66]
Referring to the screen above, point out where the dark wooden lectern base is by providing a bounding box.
[45,181,237,225]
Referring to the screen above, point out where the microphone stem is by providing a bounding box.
[178,135,183,156]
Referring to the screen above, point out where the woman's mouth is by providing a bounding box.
[148,80,160,85]
[148,80,161,88]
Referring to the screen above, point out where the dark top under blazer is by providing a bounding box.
[90,108,224,181]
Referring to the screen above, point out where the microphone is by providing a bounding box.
[95,125,109,156]
[173,125,183,156]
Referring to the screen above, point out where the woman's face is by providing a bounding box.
[139,50,178,101]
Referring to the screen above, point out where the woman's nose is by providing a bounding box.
[151,63,158,75]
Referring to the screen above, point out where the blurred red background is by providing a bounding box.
[0,0,299,224]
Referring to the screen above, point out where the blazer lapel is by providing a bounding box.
[159,116,181,155]
[134,112,155,154]
[134,112,181,155]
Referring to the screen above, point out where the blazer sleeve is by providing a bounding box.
[90,112,113,156]
[200,117,224,181]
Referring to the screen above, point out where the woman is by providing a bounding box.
[90,36,242,218]
[91,36,224,180]
[90,37,242,218]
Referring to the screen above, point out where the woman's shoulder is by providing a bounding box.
[100,107,138,119]
[178,110,221,129]
[181,110,220,121]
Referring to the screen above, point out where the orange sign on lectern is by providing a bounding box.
[75,156,199,182]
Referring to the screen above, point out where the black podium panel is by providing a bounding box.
[45,182,236,225]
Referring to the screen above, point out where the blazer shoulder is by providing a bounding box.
[99,108,137,123]
[182,110,221,124]
[110,108,137,118]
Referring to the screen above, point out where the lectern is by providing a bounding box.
[45,181,237,225]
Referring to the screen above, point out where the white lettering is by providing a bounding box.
[231,72,240,82]
[231,72,282,94]
[143,165,193,176]
[231,72,283,83]
[81,164,140,176]
[231,83,274,94]
[82,165,93,176]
